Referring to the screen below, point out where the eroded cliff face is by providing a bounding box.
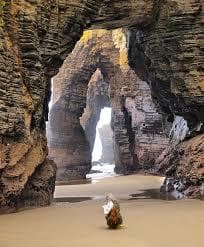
[128,0,204,195]
[0,0,203,210]
[0,0,90,211]
[128,1,204,130]
[111,30,170,173]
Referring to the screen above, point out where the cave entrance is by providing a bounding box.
[87,107,115,180]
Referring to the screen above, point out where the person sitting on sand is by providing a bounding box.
[102,193,123,229]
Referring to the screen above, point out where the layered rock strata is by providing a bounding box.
[0,0,203,210]
[47,30,117,180]
[128,1,204,130]
[128,0,204,195]
[47,68,110,180]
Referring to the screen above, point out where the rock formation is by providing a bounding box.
[128,0,204,196]
[80,69,110,151]
[98,124,114,164]
[157,134,204,198]
[47,67,110,180]
[128,2,204,131]
[49,28,169,177]
[0,0,203,210]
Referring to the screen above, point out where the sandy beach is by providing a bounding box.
[0,175,203,247]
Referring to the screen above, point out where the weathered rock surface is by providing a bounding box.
[47,100,91,180]
[98,124,114,164]
[47,68,110,180]
[124,80,170,171]
[18,159,56,209]
[128,0,204,134]
[157,134,204,198]
[128,0,204,195]
[0,0,203,210]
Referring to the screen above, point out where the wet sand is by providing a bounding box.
[0,175,204,247]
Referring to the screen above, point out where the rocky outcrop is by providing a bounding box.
[47,30,117,180]
[157,134,204,198]
[0,0,88,211]
[0,0,203,210]
[111,30,170,174]
[0,140,56,212]
[17,159,56,209]
[98,124,114,164]
[47,31,113,180]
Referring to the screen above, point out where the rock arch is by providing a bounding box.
[0,0,203,211]
[47,29,170,180]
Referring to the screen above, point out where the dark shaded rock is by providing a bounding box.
[88,169,103,174]
[92,161,100,166]
[157,134,204,197]
[184,186,203,198]
[18,159,56,208]
[128,1,204,134]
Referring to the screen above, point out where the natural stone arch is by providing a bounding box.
[47,30,128,180]
[48,29,170,181]
[48,68,111,181]
[0,0,203,211]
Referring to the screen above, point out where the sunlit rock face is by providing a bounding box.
[48,28,169,178]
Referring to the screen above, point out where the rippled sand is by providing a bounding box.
[0,175,203,247]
